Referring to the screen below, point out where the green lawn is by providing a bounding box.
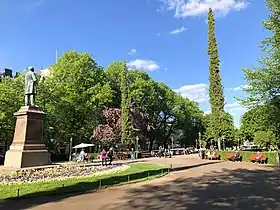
[0,163,167,199]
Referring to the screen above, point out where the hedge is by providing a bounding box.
[212,150,277,164]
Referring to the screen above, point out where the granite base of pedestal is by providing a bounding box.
[4,106,52,169]
[4,150,51,169]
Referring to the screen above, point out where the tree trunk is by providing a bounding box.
[149,139,154,152]
[276,145,280,165]
[217,137,221,151]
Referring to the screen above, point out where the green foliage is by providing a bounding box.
[106,62,205,148]
[0,50,206,156]
[43,51,113,152]
[240,0,280,153]
[204,112,235,147]
[221,112,235,142]
[254,130,276,148]
[120,61,132,143]
[207,8,226,149]
[0,75,24,149]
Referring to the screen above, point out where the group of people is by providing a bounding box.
[75,149,90,162]
[74,147,114,166]
[157,145,172,158]
[206,150,217,160]
[199,148,218,160]
[100,147,114,166]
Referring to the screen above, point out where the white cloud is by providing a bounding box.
[174,83,249,126]
[156,32,161,36]
[128,49,137,55]
[231,84,250,91]
[204,109,211,115]
[159,0,249,18]
[170,26,187,34]
[127,59,160,71]
[174,83,208,103]
[164,67,168,71]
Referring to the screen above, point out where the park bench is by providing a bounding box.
[117,153,129,160]
[226,153,243,162]
[249,154,268,164]
[140,152,152,158]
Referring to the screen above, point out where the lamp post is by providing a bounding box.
[222,136,225,151]
[198,132,201,148]
[69,137,72,161]
[135,136,139,159]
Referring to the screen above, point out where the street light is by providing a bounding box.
[69,137,72,161]
[222,136,225,151]
[198,132,201,148]
[135,136,139,159]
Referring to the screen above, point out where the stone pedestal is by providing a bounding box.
[4,106,51,168]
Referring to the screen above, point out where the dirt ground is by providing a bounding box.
[1,155,280,210]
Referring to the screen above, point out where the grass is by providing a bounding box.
[0,163,168,199]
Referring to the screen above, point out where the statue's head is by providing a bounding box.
[28,66,35,72]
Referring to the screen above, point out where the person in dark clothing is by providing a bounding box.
[107,147,114,165]
[230,151,241,161]
[255,151,263,163]
[168,145,172,158]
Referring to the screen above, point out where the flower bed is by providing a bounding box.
[0,164,130,185]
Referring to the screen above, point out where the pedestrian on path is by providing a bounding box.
[101,148,107,166]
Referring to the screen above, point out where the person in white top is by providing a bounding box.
[80,149,85,162]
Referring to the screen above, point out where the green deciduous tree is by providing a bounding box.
[241,0,280,163]
[0,51,208,159]
[254,130,276,149]
[207,8,226,150]
[204,112,235,148]
[43,51,113,153]
[0,75,24,152]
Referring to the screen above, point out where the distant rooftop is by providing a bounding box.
[0,68,13,78]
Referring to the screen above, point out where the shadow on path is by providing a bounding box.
[106,165,280,210]
[0,161,220,210]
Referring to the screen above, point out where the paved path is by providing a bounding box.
[1,155,280,210]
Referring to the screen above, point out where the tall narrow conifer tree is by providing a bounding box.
[207,8,225,150]
[120,61,130,143]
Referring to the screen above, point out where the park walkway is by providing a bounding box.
[1,155,280,210]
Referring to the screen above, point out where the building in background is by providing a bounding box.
[0,68,13,78]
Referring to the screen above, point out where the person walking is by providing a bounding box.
[101,148,107,166]
[107,147,114,165]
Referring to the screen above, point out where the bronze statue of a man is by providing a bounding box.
[25,66,37,107]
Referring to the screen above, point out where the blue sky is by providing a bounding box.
[0,0,270,126]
